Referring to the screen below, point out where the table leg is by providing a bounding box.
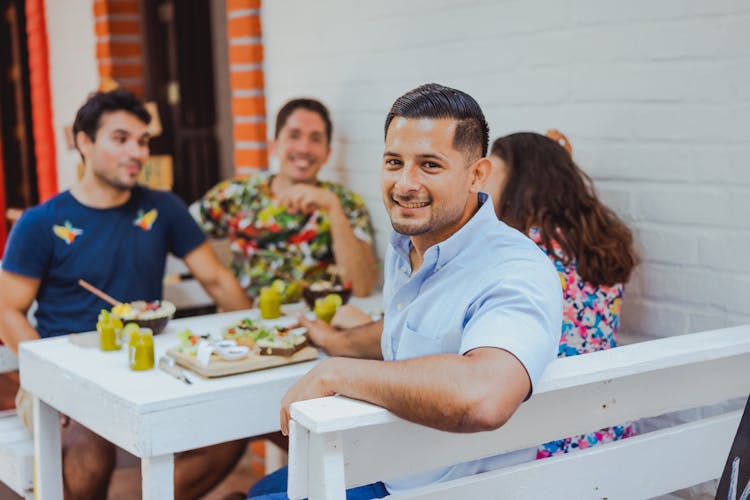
[33,395,63,500]
[142,454,174,500]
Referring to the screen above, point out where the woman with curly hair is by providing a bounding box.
[488,131,638,458]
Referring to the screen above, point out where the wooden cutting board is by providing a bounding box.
[166,345,319,378]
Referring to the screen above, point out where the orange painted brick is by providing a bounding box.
[96,41,142,59]
[234,123,267,142]
[98,62,143,79]
[93,0,108,17]
[109,0,139,16]
[93,0,140,17]
[229,44,263,65]
[234,148,268,168]
[121,83,144,98]
[249,440,266,456]
[227,0,260,11]
[232,96,266,116]
[95,19,141,37]
[228,15,261,38]
[230,69,265,89]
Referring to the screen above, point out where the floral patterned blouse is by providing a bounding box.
[193,174,374,297]
[529,227,636,458]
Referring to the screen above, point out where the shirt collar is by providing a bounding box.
[389,192,498,270]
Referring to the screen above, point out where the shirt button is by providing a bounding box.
[400,267,408,274]
[397,303,404,311]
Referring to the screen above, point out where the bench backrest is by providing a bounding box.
[288,324,750,500]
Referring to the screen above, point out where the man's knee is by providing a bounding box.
[62,421,116,498]
[174,438,249,498]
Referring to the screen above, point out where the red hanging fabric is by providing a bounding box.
[25,0,58,202]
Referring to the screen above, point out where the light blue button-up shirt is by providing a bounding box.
[381,193,562,492]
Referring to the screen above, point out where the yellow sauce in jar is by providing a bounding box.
[128,328,154,370]
[259,287,282,319]
[97,310,123,351]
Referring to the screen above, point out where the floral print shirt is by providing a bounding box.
[529,227,636,458]
[193,174,374,297]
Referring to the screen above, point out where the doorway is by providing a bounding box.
[0,0,39,220]
[141,0,220,204]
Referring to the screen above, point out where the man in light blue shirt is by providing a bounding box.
[247,83,562,499]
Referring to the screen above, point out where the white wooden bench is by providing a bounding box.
[288,324,750,499]
[0,346,33,500]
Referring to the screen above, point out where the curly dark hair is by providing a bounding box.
[73,89,151,147]
[491,132,636,286]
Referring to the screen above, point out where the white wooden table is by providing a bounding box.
[19,295,382,500]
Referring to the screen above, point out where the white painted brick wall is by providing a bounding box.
[261,0,750,339]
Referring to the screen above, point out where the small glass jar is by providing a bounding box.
[128,328,155,371]
[98,322,121,351]
[97,311,123,351]
[259,287,282,319]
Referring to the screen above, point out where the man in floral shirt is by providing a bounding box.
[193,98,377,298]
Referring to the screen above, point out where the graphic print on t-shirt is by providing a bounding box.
[133,209,158,231]
[52,221,83,245]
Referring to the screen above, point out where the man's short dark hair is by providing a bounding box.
[275,98,333,144]
[72,89,151,148]
[384,83,489,161]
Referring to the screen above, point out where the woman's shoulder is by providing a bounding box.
[528,226,567,261]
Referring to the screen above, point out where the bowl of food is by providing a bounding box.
[302,279,352,310]
[111,300,176,335]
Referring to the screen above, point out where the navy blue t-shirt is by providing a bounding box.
[2,185,206,338]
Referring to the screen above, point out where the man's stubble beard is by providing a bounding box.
[388,203,465,237]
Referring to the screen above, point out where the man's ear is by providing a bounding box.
[269,138,277,157]
[75,131,94,160]
[469,157,492,194]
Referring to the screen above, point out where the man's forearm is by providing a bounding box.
[204,268,253,311]
[323,349,529,433]
[327,204,377,297]
[321,319,383,359]
[0,309,41,354]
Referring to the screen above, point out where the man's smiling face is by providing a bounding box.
[273,108,331,184]
[382,117,482,250]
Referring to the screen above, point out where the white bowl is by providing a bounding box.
[217,345,250,361]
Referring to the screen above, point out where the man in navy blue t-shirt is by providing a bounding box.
[0,89,252,499]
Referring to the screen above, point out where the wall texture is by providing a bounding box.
[261,0,750,339]
[46,0,98,190]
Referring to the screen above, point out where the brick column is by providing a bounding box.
[25,0,57,202]
[93,0,144,97]
[227,0,267,174]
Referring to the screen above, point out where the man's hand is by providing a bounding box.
[278,184,339,214]
[277,183,377,297]
[298,314,337,351]
[280,358,340,435]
